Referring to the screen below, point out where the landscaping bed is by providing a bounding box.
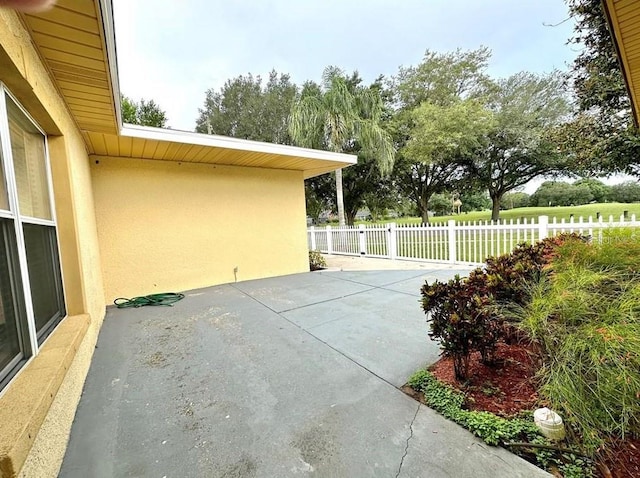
[407,231,640,478]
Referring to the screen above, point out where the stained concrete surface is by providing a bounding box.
[59,269,549,478]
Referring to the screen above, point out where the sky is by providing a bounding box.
[111,0,633,192]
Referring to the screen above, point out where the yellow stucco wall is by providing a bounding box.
[0,8,107,478]
[92,157,310,302]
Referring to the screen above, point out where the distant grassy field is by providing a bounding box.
[351,203,640,225]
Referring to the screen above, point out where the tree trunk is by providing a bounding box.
[420,195,430,224]
[491,195,501,222]
[336,168,346,226]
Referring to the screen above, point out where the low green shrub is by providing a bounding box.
[407,370,540,446]
[421,276,498,380]
[407,370,595,477]
[308,250,327,271]
[420,234,585,380]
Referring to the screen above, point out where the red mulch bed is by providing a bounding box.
[408,341,640,478]
[603,438,640,478]
[429,341,538,416]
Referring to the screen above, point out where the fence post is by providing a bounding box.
[326,225,333,254]
[538,215,549,240]
[309,226,317,251]
[387,223,397,260]
[358,224,366,255]
[447,219,457,263]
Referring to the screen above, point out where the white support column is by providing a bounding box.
[358,224,366,255]
[387,223,397,260]
[538,215,549,240]
[326,225,333,254]
[447,219,457,263]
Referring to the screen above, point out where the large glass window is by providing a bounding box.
[0,218,28,388]
[7,97,51,220]
[0,87,65,388]
[23,224,65,340]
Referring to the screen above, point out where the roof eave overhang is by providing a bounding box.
[603,0,640,126]
[22,0,356,177]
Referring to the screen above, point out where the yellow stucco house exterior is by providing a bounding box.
[0,1,355,476]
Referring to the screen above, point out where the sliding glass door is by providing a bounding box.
[0,86,65,389]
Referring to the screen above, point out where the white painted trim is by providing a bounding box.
[0,87,39,356]
[19,216,56,227]
[120,124,358,165]
[97,0,123,130]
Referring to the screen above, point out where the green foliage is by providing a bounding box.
[121,95,168,128]
[565,1,640,179]
[390,48,493,225]
[308,250,327,271]
[518,230,640,455]
[195,70,297,144]
[469,71,572,220]
[422,234,585,380]
[500,192,530,210]
[397,98,493,224]
[529,181,595,207]
[407,371,539,446]
[421,275,498,380]
[459,190,492,212]
[407,370,596,476]
[610,180,640,203]
[573,178,611,203]
[428,193,452,216]
[290,67,395,226]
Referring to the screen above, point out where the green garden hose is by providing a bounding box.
[113,292,185,308]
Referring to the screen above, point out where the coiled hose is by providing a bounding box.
[113,292,185,308]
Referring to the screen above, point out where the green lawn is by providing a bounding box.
[351,202,640,225]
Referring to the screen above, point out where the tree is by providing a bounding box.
[398,99,493,223]
[121,96,168,128]
[470,72,571,220]
[195,70,298,144]
[389,48,494,223]
[289,67,395,226]
[529,181,594,207]
[500,192,530,210]
[391,47,492,109]
[610,181,640,203]
[565,0,640,177]
[460,190,492,212]
[305,174,334,224]
[573,178,611,202]
[428,193,453,216]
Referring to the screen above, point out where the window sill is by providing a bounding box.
[0,313,90,478]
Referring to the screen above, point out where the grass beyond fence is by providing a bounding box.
[342,202,640,226]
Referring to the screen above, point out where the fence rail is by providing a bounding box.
[307,214,640,265]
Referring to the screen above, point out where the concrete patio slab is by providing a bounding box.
[232,271,373,312]
[60,269,549,478]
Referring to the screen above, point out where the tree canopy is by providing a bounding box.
[289,67,395,225]
[470,71,571,220]
[121,96,168,128]
[195,70,297,144]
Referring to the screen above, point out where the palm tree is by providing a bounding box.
[289,67,395,226]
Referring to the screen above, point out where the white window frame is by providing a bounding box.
[0,83,65,364]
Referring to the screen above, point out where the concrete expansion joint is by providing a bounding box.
[395,404,420,478]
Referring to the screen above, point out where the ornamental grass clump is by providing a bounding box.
[517,229,640,455]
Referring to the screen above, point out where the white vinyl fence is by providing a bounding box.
[307,214,640,266]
